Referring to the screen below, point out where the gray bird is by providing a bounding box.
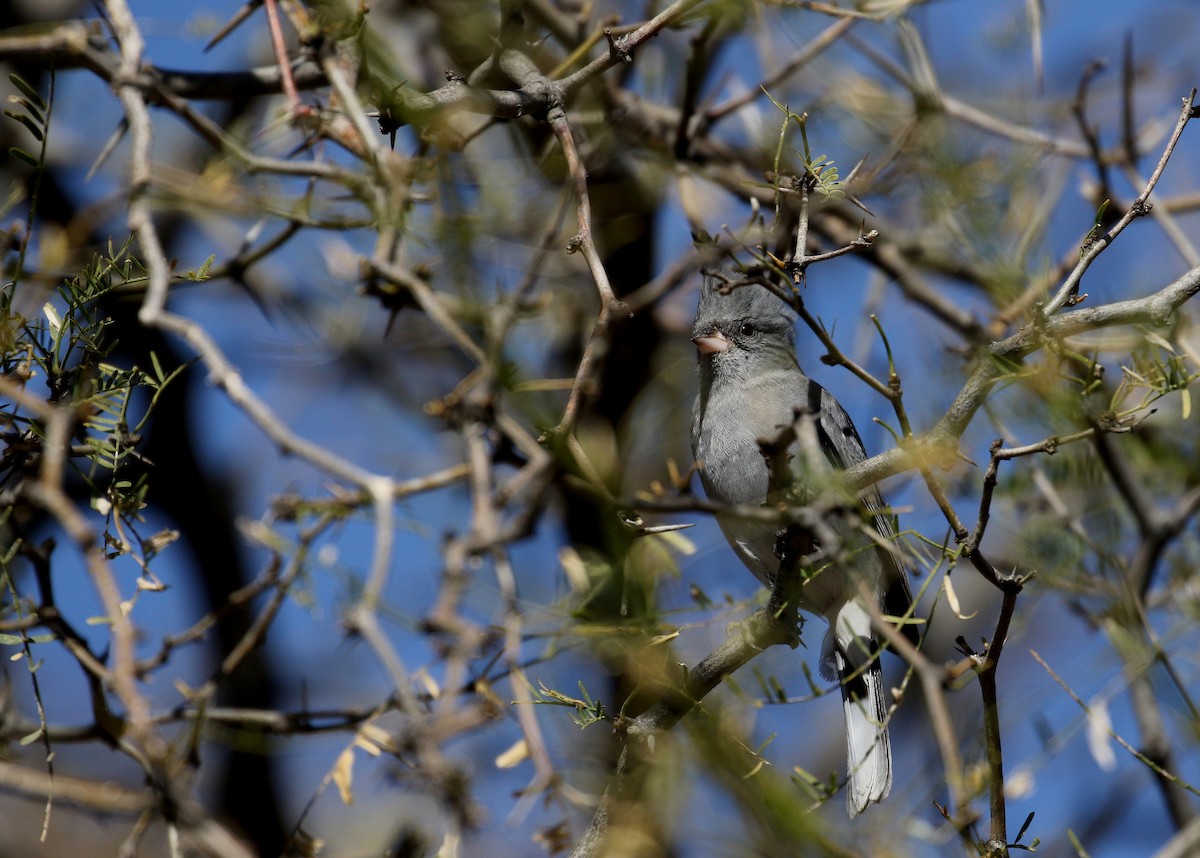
[690,271,916,817]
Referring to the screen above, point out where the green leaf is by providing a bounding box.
[1067,830,1091,858]
[9,73,46,111]
[1015,811,1036,844]
[194,253,215,280]
[150,351,166,383]
[9,98,44,126]
[8,146,38,167]
[4,109,44,141]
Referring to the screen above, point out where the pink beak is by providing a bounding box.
[692,330,732,355]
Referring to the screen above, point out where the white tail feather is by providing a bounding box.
[831,601,892,817]
[841,656,892,816]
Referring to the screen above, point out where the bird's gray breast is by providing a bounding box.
[693,367,807,582]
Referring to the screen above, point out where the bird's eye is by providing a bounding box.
[739,322,756,337]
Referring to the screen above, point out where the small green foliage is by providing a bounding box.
[762,88,847,201]
[790,765,837,805]
[751,664,788,703]
[4,108,42,142]
[9,73,47,111]
[1080,199,1111,256]
[7,147,37,168]
[1110,330,1199,420]
[4,71,52,297]
[0,632,55,645]
[1,239,184,537]
[4,72,48,162]
[1066,829,1091,858]
[182,253,216,282]
[525,680,608,728]
[1010,811,1039,852]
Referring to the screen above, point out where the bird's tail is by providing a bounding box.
[828,601,892,817]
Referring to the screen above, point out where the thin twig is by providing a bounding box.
[1046,90,1197,315]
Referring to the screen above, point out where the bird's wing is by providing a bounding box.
[810,383,918,645]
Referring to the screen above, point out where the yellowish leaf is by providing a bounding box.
[42,303,62,334]
[558,546,589,592]
[416,668,440,700]
[1144,330,1177,353]
[658,529,696,556]
[742,759,766,779]
[354,735,381,756]
[359,723,392,752]
[136,574,167,592]
[495,738,529,769]
[144,528,180,554]
[943,575,977,620]
[332,748,355,805]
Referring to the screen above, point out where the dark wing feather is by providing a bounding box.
[811,382,919,646]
